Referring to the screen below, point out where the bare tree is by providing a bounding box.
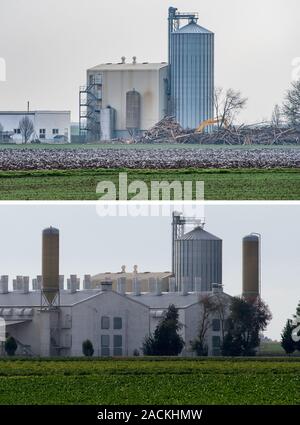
[283,80,300,126]
[190,295,218,355]
[19,116,34,144]
[214,87,248,129]
[213,293,229,342]
[271,104,282,128]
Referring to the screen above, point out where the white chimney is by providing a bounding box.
[32,275,42,291]
[22,276,29,293]
[59,275,64,291]
[169,277,176,292]
[121,56,126,64]
[155,279,162,296]
[37,275,42,290]
[132,56,137,64]
[117,277,126,295]
[148,277,156,293]
[132,277,141,296]
[0,276,8,294]
[68,274,78,293]
[83,274,92,289]
[14,275,23,291]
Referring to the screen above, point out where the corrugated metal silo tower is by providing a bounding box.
[42,227,60,308]
[169,8,214,130]
[172,212,221,292]
[242,233,261,300]
[126,89,141,137]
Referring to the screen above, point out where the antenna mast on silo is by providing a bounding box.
[167,7,198,106]
[171,211,205,274]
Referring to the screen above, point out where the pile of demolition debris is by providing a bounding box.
[136,116,188,143]
[193,125,300,145]
[133,117,300,145]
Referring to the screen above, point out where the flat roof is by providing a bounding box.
[88,62,168,72]
[92,272,173,281]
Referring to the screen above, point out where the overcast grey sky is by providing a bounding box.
[0,0,299,123]
[0,203,299,340]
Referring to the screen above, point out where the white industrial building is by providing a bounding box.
[0,213,260,358]
[0,110,71,143]
[0,276,229,357]
[79,7,215,141]
[80,60,168,140]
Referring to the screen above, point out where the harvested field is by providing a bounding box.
[0,147,300,170]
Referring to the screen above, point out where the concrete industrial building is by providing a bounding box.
[80,6,214,141]
[0,110,71,143]
[81,62,168,140]
[0,215,260,358]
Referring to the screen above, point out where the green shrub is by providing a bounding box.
[82,340,94,357]
[5,336,17,356]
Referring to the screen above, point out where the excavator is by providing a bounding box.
[195,116,229,133]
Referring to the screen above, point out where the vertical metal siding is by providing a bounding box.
[171,31,214,130]
[175,238,222,291]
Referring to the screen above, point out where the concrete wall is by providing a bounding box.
[0,111,71,142]
[1,291,229,357]
[87,67,168,133]
[70,291,149,356]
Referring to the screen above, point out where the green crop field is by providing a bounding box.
[0,358,299,405]
[0,168,299,200]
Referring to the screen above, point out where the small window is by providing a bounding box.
[39,129,46,139]
[101,316,110,329]
[113,335,122,356]
[101,334,110,356]
[212,336,221,348]
[113,317,122,330]
[52,129,59,135]
[14,129,21,134]
[212,319,220,332]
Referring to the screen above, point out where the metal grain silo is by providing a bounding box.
[126,89,141,133]
[175,226,222,292]
[171,20,214,130]
[242,234,260,300]
[42,227,59,306]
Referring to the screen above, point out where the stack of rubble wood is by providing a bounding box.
[135,117,300,145]
[191,126,300,145]
[137,116,188,143]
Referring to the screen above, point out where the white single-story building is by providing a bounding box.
[0,276,230,357]
[0,110,71,143]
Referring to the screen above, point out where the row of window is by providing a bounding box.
[13,128,59,136]
[101,334,122,356]
[101,316,122,330]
